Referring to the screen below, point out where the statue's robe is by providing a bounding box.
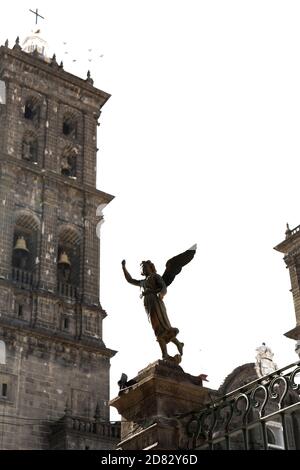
[141,273,179,343]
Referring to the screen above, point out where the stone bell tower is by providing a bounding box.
[0,33,120,449]
[274,224,300,358]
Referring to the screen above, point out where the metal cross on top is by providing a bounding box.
[29,8,45,25]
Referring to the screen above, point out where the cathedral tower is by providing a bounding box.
[0,35,119,449]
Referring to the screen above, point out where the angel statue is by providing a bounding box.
[121,245,197,362]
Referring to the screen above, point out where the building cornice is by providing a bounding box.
[0,45,110,110]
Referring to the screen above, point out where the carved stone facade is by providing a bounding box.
[274,225,300,348]
[0,42,120,448]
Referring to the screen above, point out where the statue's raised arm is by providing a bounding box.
[121,245,197,363]
[121,260,141,287]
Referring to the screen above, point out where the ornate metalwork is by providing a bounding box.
[269,376,288,409]
[290,366,300,391]
[185,361,300,450]
[234,393,250,425]
[250,384,268,418]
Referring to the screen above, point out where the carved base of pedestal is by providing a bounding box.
[110,360,217,450]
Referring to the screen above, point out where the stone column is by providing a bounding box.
[38,176,58,293]
[83,113,97,187]
[4,81,22,159]
[44,97,59,172]
[82,201,100,306]
[0,170,15,280]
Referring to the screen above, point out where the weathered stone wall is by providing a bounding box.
[0,324,111,449]
[0,44,116,449]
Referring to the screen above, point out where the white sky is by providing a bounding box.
[1,1,300,421]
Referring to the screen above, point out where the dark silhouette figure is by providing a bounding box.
[121,245,196,361]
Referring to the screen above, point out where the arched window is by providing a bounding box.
[0,341,6,365]
[22,132,38,163]
[57,225,81,299]
[61,145,78,178]
[12,211,39,288]
[63,115,77,139]
[24,97,40,124]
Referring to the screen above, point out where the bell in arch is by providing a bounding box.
[14,236,29,253]
[58,251,71,267]
[58,251,71,282]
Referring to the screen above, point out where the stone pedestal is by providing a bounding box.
[110,360,216,450]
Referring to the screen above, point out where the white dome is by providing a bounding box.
[22,30,49,59]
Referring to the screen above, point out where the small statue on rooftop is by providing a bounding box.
[255,342,278,377]
[121,245,196,362]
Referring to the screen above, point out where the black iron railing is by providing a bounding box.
[185,361,300,450]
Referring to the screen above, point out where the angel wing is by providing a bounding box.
[162,244,197,287]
